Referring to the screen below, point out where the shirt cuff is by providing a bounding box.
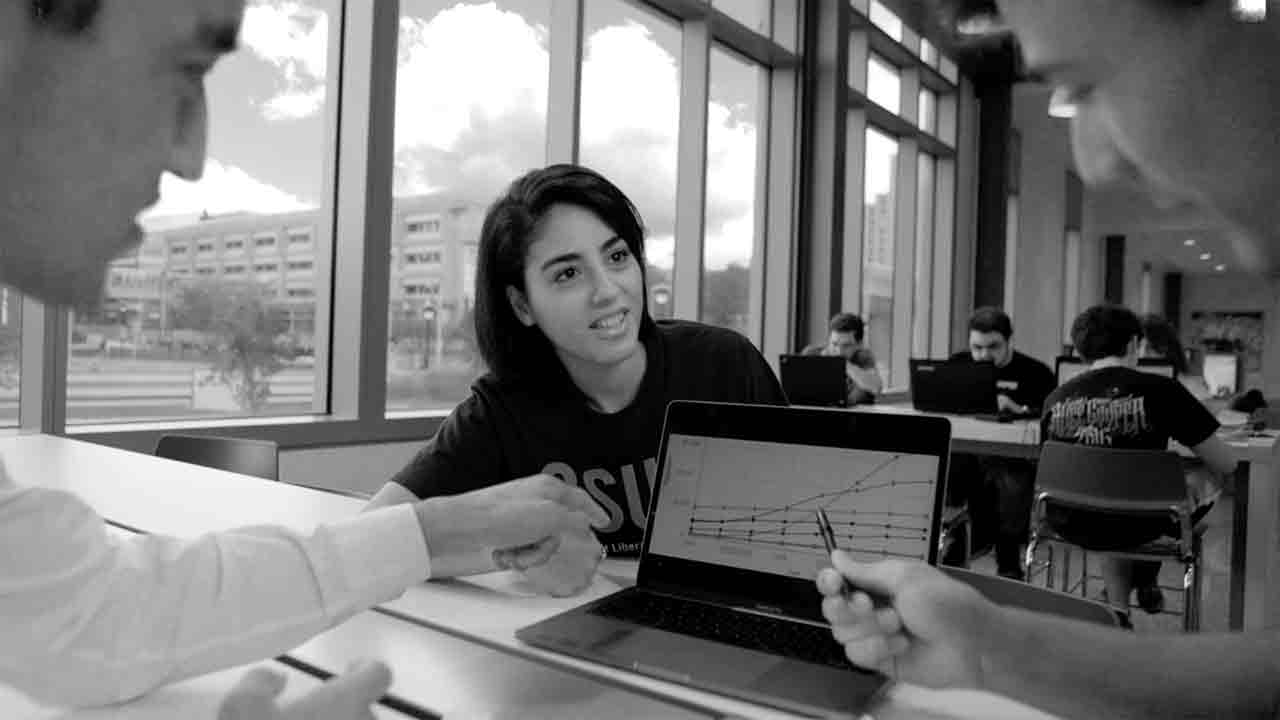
[325,504,432,605]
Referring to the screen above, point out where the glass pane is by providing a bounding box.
[862,127,898,385]
[868,0,903,41]
[580,0,681,320]
[867,55,901,114]
[70,0,337,424]
[712,0,771,35]
[0,287,18,428]
[701,46,766,341]
[940,56,959,84]
[912,154,936,358]
[386,0,551,414]
[917,88,937,134]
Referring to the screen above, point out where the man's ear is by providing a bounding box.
[507,286,535,327]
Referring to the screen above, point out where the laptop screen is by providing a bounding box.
[647,434,939,582]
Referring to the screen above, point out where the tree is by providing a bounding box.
[171,279,289,412]
[701,263,750,332]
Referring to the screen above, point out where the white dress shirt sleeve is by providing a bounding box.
[0,478,430,708]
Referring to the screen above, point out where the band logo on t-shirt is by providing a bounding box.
[1045,395,1150,446]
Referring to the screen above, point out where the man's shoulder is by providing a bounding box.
[1013,351,1053,375]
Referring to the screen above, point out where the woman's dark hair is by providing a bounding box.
[1071,304,1142,362]
[1140,313,1190,376]
[473,164,655,384]
[30,0,101,33]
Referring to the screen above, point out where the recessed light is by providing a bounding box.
[1199,252,1213,261]
[1184,238,1197,246]
[1215,264,1227,272]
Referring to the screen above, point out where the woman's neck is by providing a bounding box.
[561,342,648,414]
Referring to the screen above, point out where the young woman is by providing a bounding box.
[368,164,785,590]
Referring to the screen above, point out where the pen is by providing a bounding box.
[815,508,891,609]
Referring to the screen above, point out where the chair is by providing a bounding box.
[1026,441,1203,631]
[155,434,278,481]
[941,566,1124,627]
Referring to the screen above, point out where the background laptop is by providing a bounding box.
[518,401,951,719]
[909,358,998,415]
[779,354,848,407]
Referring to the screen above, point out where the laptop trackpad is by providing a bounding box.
[601,627,779,686]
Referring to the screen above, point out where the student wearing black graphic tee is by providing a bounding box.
[946,307,1056,579]
[1042,305,1236,619]
[367,165,785,594]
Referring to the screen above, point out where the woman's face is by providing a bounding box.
[997,0,1280,245]
[508,203,646,376]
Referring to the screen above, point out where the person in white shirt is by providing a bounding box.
[0,0,609,715]
[819,2,1280,719]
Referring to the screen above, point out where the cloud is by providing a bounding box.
[140,160,312,228]
[240,1,330,121]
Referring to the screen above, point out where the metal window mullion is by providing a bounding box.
[18,299,67,434]
[746,65,771,347]
[330,0,397,422]
[760,0,801,367]
[842,109,867,315]
[546,0,583,164]
[931,156,957,357]
[892,134,919,388]
[672,18,710,321]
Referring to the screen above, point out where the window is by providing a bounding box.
[254,263,280,274]
[711,0,770,35]
[287,261,314,272]
[0,287,19,428]
[581,0,681,320]
[701,45,766,341]
[286,288,315,299]
[387,0,550,413]
[223,265,246,276]
[288,230,312,245]
[66,0,335,424]
[867,54,901,114]
[917,88,937,134]
[405,217,441,235]
[862,127,898,384]
[868,0,903,41]
[404,248,443,266]
[919,37,938,67]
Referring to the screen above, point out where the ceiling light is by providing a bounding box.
[1199,252,1213,261]
[1215,264,1227,272]
[1183,238,1197,246]
[1047,87,1078,119]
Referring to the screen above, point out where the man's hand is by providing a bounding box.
[816,552,995,689]
[996,394,1027,414]
[510,526,603,597]
[217,662,392,720]
[414,474,608,579]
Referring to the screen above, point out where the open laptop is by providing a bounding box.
[518,401,951,718]
[909,358,999,416]
[779,354,848,407]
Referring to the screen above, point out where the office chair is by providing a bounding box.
[155,433,279,482]
[1027,442,1203,631]
[155,433,372,499]
[941,566,1124,627]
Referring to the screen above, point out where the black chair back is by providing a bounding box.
[942,566,1123,627]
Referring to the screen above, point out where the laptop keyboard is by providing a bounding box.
[590,592,854,670]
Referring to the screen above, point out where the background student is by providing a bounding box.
[367,164,785,588]
[948,307,1055,579]
[1042,305,1236,622]
[0,0,607,714]
[820,1,1280,717]
[803,312,883,405]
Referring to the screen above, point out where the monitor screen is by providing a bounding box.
[647,434,940,582]
[1203,353,1239,396]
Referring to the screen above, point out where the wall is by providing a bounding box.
[1181,273,1280,397]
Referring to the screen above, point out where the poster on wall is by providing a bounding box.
[1188,310,1264,391]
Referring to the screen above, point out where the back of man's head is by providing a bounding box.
[1072,305,1141,363]
[828,313,865,343]
[29,0,102,34]
[968,306,1012,339]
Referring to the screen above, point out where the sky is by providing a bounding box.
[142,0,780,272]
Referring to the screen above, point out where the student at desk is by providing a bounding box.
[802,312,884,405]
[1140,313,1214,402]
[1043,305,1235,622]
[821,2,1280,719]
[0,1,607,715]
[367,165,785,573]
[949,307,1055,579]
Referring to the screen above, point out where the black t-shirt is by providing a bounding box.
[390,319,787,555]
[1041,366,1219,449]
[948,350,1056,412]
